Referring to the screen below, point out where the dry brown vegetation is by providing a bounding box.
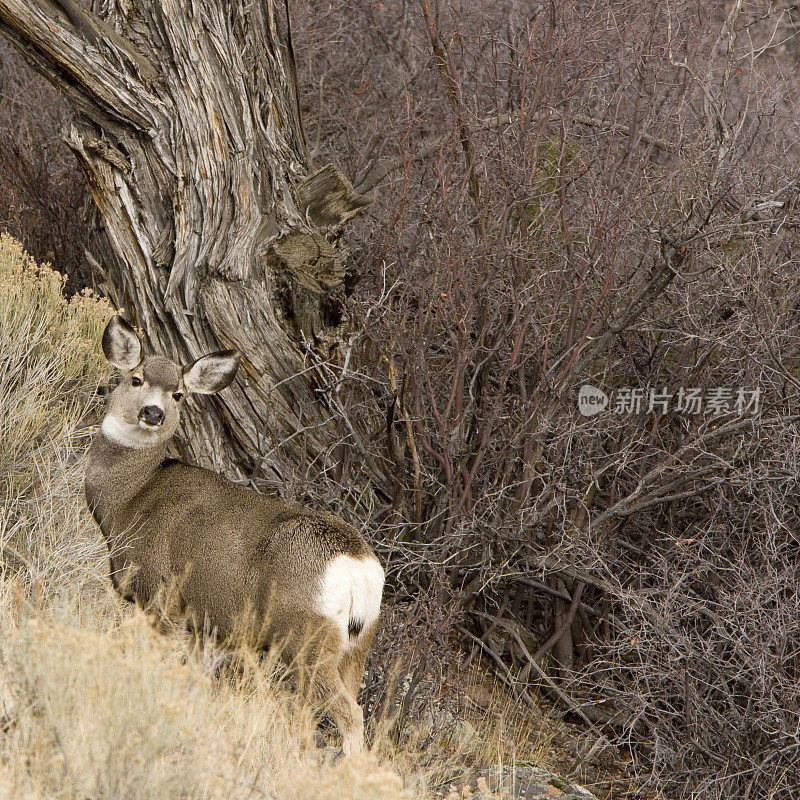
[288,3,800,797]
[2,1,800,798]
[0,236,577,799]
[0,43,90,294]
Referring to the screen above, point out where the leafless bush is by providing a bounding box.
[0,40,90,292]
[289,1,800,797]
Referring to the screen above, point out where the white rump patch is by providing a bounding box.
[315,555,384,650]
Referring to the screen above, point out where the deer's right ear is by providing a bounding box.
[102,316,142,370]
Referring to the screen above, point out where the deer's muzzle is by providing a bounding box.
[139,405,165,426]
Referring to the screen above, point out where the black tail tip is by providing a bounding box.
[348,618,364,638]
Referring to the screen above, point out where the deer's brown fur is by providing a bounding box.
[85,316,384,755]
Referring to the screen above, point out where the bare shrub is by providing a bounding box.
[0,41,90,293]
[288,2,800,797]
[0,233,112,598]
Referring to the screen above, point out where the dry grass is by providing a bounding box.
[0,604,416,799]
[0,236,558,800]
[0,232,111,600]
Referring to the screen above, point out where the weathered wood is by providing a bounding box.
[298,165,371,229]
[0,0,375,488]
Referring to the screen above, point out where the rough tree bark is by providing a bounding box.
[0,0,372,483]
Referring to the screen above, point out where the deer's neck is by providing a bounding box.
[85,431,168,535]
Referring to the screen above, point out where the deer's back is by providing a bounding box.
[113,462,374,643]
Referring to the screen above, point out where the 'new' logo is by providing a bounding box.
[577,385,609,416]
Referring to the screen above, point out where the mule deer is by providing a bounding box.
[85,316,384,755]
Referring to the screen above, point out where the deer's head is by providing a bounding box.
[100,316,240,449]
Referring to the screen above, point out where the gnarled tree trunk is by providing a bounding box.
[0,0,371,482]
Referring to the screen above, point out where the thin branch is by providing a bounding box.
[514,577,603,617]
[356,107,675,194]
[568,111,676,153]
[417,0,481,209]
[588,415,778,538]
[529,582,585,664]
[456,624,537,709]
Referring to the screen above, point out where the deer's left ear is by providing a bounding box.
[183,350,241,394]
[102,316,142,370]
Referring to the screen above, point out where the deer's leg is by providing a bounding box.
[282,619,366,755]
[338,619,378,699]
[312,660,365,756]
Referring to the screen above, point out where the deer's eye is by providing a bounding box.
[172,391,183,402]
[131,376,143,387]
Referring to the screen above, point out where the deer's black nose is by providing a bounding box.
[139,405,164,426]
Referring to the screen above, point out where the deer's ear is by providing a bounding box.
[183,350,241,395]
[102,316,142,370]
